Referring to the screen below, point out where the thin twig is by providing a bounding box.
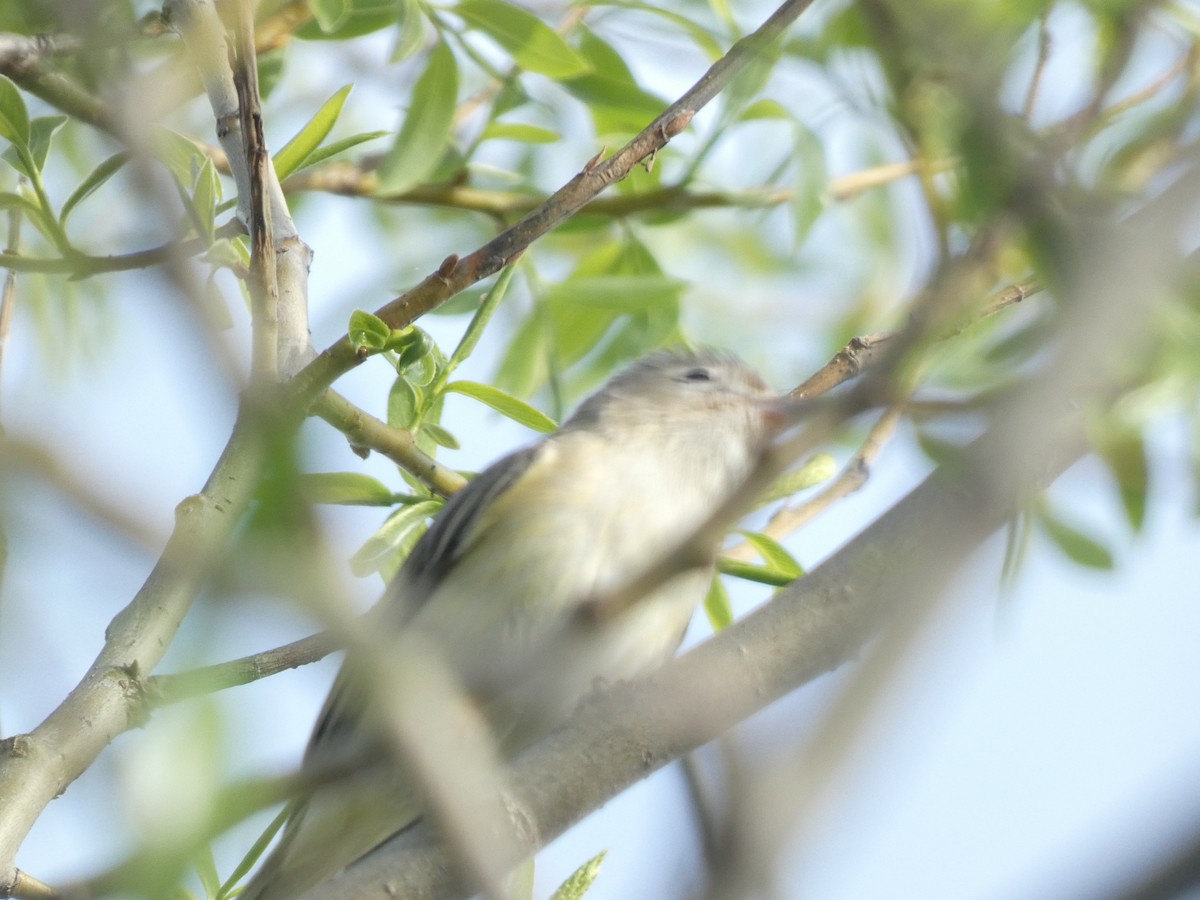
[313,390,468,498]
[723,278,1042,564]
[726,404,905,564]
[288,0,821,401]
[146,631,341,706]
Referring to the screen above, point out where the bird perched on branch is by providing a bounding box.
[240,347,793,900]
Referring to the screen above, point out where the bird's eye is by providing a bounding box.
[682,367,712,382]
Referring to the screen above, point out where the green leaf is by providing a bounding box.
[5,115,66,178]
[550,850,606,900]
[0,190,42,217]
[299,472,398,506]
[219,806,290,898]
[422,422,460,449]
[393,325,433,367]
[153,127,208,188]
[481,121,560,144]
[454,0,589,77]
[444,380,557,432]
[205,237,249,271]
[915,431,967,467]
[388,375,423,430]
[310,0,349,31]
[1097,429,1149,533]
[445,264,516,377]
[298,130,389,170]
[350,500,442,576]
[543,274,687,313]
[592,2,724,58]
[757,453,837,507]
[297,0,398,39]
[791,121,827,243]
[703,576,733,631]
[494,309,550,397]
[737,531,804,579]
[0,75,30,148]
[741,98,792,121]
[348,309,392,351]
[377,41,459,196]
[191,157,220,242]
[257,47,287,101]
[61,151,130,225]
[564,29,665,135]
[274,84,354,181]
[1037,506,1115,571]
[717,557,796,587]
[192,845,221,899]
[392,0,428,61]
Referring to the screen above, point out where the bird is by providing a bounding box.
[239,347,787,900]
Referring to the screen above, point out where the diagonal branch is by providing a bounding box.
[314,396,1091,900]
[0,2,819,894]
[288,0,820,403]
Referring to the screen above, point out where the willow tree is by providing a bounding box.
[0,0,1196,898]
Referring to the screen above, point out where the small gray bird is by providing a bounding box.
[240,348,785,899]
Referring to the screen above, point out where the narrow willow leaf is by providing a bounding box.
[445,380,557,432]
[61,151,130,225]
[153,126,207,187]
[703,576,734,631]
[422,422,460,450]
[192,157,219,242]
[550,850,607,900]
[299,472,397,506]
[454,0,589,77]
[0,191,42,217]
[350,500,442,576]
[482,122,560,144]
[192,844,221,898]
[392,0,428,62]
[377,41,458,196]
[0,75,30,147]
[598,2,724,58]
[299,130,389,170]
[737,531,804,579]
[495,311,550,397]
[756,453,837,507]
[791,121,827,243]
[219,806,290,897]
[1037,506,1115,571]
[388,376,423,430]
[564,29,665,134]
[2,114,66,178]
[310,0,349,31]
[446,264,517,376]
[717,558,795,588]
[542,274,687,312]
[296,0,397,39]
[273,84,354,180]
[1097,429,1149,533]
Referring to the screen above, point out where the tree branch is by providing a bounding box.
[146,631,341,707]
[287,0,820,403]
[312,397,1090,899]
[313,391,468,498]
[169,0,313,374]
